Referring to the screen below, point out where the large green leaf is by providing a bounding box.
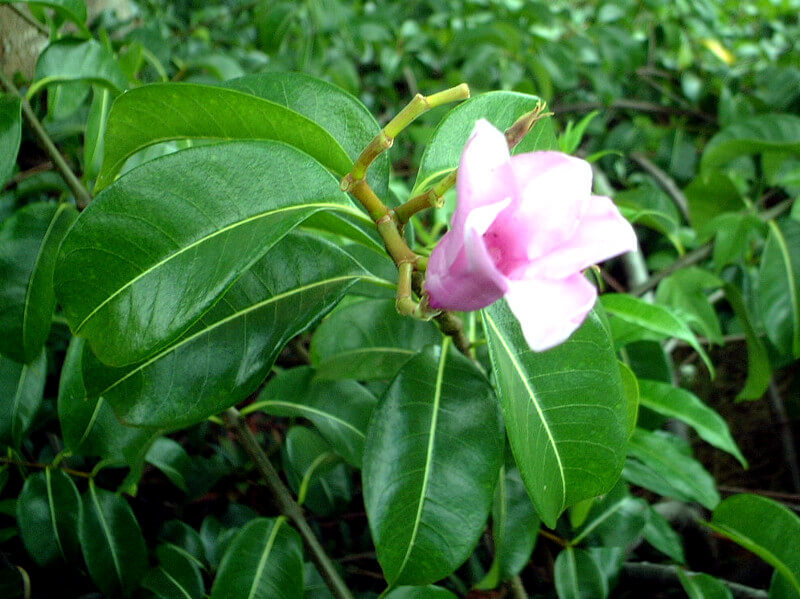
[637,379,746,467]
[248,366,378,467]
[209,517,304,599]
[57,140,358,367]
[482,303,628,528]
[226,72,390,198]
[0,202,78,363]
[678,571,733,599]
[625,428,720,510]
[142,543,204,599]
[81,232,364,428]
[701,114,800,171]
[95,83,354,191]
[0,351,46,447]
[79,482,148,598]
[0,0,88,32]
[17,468,81,566]
[554,547,608,599]
[311,298,441,381]
[413,91,558,194]
[758,219,800,357]
[601,294,714,375]
[475,465,540,589]
[362,342,503,587]
[29,39,127,99]
[0,94,22,187]
[709,494,800,597]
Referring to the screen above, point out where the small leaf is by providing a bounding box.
[0,351,46,447]
[678,571,733,599]
[17,469,81,566]
[363,342,503,586]
[723,280,771,400]
[79,482,148,598]
[758,219,800,358]
[0,202,78,363]
[571,482,648,547]
[384,586,458,598]
[209,517,305,599]
[311,299,440,381]
[554,547,608,599]
[142,543,204,599]
[29,38,127,98]
[709,494,800,596]
[701,114,800,171]
[483,304,628,528]
[643,507,685,563]
[146,438,194,493]
[0,94,22,187]
[252,367,377,467]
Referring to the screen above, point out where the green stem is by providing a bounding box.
[223,408,354,599]
[0,71,92,209]
[395,171,457,224]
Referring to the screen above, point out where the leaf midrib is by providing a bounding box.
[247,519,283,599]
[89,484,124,590]
[252,400,364,439]
[768,221,800,355]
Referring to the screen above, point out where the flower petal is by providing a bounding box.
[527,195,637,279]
[451,119,515,233]
[504,273,597,351]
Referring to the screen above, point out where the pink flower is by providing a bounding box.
[424,119,637,351]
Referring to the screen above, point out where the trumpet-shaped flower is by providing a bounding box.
[424,119,637,351]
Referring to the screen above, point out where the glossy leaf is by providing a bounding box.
[601,294,714,375]
[638,379,746,467]
[146,438,194,493]
[29,39,127,99]
[710,494,800,596]
[384,587,458,599]
[362,342,503,586]
[0,202,77,363]
[142,543,204,599]
[17,469,81,566]
[57,140,358,367]
[571,482,648,547]
[554,547,608,599]
[209,517,304,599]
[84,86,112,182]
[483,303,628,528]
[0,0,88,32]
[79,482,148,598]
[95,83,354,191]
[475,466,540,589]
[0,351,46,447]
[701,114,800,171]
[758,219,800,357]
[678,571,733,599]
[251,366,378,467]
[625,429,720,510]
[413,91,558,194]
[226,71,390,197]
[0,94,21,187]
[82,232,365,428]
[644,506,685,563]
[311,298,440,381]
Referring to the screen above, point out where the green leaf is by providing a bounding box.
[311,299,440,381]
[701,114,800,171]
[142,543,204,599]
[225,72,390,198]
[482,303,628,528]
[79,482,148,598]
[82,232,365,428]
[638,380,746,467]
[554,547,608,599]
[384,586,458,599]
[250,366,377,467]
[362,342,503,586]
[709,494,800,596]
[625,428,720,510]
[0,94,22,187]
[684,171,745,232]
[29,39,127,99]
[282,427,350,516]
[159,521,206,570]
[722,280,771,400]
[84,86,113,182]
[95,83,355,191]
[678,571,733,599]
[0,202,77,363]
[475,466,540,589]
[17,468,81,566]
[644,506,685,563]
[758,219,800,357]
[0,351,46,447]
[57,140,358,367]
[618,361,639,439]
[601,294,714,376]
[571,482,648,547]
[412,91,558,194]
[146,438,194,493]
[0,0,88,32]
[210,517,304,599]
[57,336,156,465]
[655,268,723,344]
